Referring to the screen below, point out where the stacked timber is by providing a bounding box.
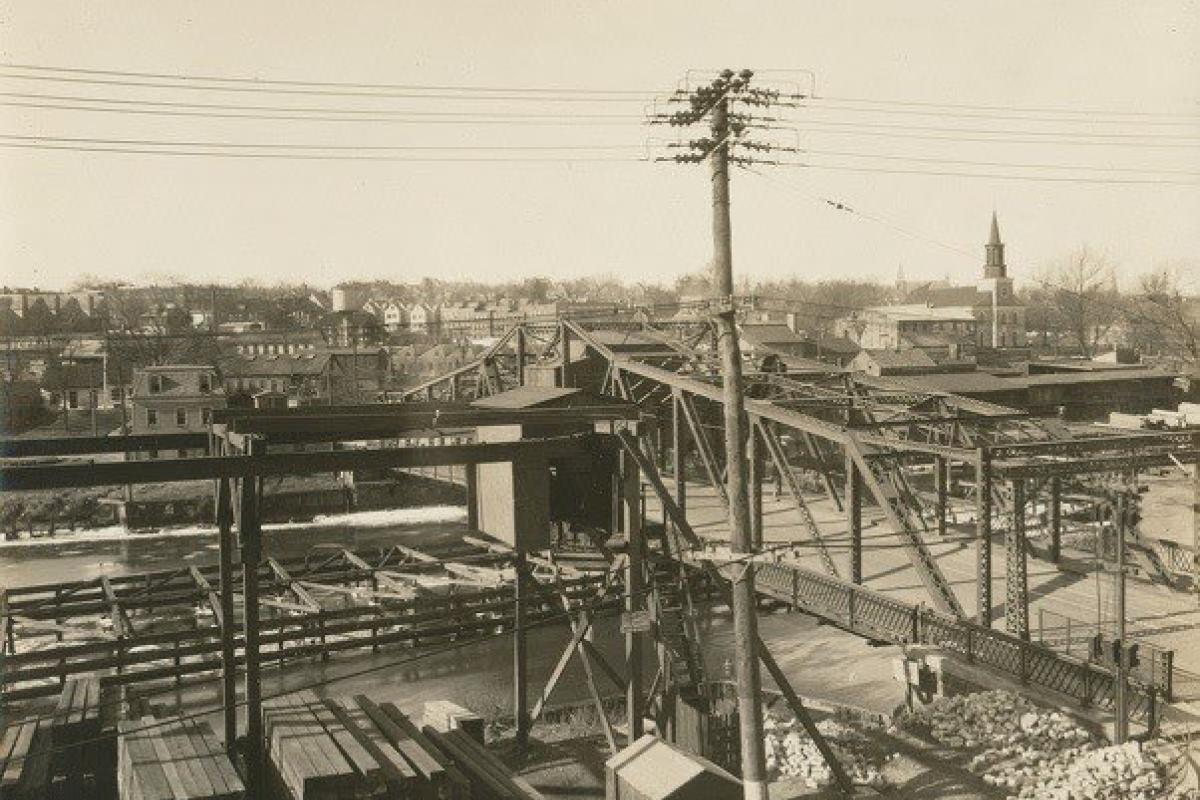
[0,718,52,799]
[265,692,542,799]
[117,716,244,800]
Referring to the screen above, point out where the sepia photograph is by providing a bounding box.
[0,2,1198,798]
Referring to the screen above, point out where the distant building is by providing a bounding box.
[129,365,225,459]
[221,351,330,403]
[408,303,439,334]
[738,324,810,359]
[902,213,1026,348]
[381,301,409,332]
[836,304,978,354]
[848,348,939,377]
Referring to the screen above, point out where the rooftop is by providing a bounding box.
[864,303,978,322]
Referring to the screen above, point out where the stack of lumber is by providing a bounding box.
[422,726,547,800]
[0,718,52,800]
[265,691,486,799]
[117,716,244,800]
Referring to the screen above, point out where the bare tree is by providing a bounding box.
[1123,264,1200,363]
[1038,247,1121,358]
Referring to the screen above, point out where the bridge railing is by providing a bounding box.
[733,557,1167,725]
[1036,607,1174,701]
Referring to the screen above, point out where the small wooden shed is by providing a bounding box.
[604,734,741,800]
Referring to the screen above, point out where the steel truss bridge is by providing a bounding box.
[398,318,1200,715]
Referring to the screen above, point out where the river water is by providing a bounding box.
[1,507,904,724]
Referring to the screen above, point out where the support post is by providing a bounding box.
[1007,479,1029,640]
[513,550,529,750]
[976,448,993,628]
[846,452,862,584]
[560,321,571,388]
[216,476,237,756]
[515,326,526,387]
[936,456,948,538]
[239,438,264,798]
[672,392,687,523]
[1114,493,1129,744]
[749,422,763,549]
[466,464,478,531]
[1050,476,1062,564]
[622,451,645,744]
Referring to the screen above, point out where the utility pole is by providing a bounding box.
[709,90,769,800]
[651,68,801,800]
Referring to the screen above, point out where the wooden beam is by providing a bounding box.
[267,558,322,612]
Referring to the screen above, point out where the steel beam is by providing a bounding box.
[977,447,993,628]
[1007,479,1030,640]
[846,452,862,584]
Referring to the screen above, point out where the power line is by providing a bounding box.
[800,100,1200,127]
[0,133,643,152]
[810,93,1200,121]
[774,161,1200,186]
[0,70,654,103]
[0,90,645,119]
[739,164,977,258]
[796,147,1200,178]
[782,117,1200,147]
[0,62,657,96]
[0,141,647,163]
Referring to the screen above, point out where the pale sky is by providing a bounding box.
[0,1,1197,291]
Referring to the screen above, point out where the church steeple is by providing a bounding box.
[984,211,1006,279]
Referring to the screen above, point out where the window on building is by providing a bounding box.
[68,390,78,409]
[176,408,187,426]
[146,409,158,427]
[148,449,158,460]
[199,373,210,393]
[149,374,163,393]
[201,408,211,425]
[111,387,121,402]
[177,449,188,459]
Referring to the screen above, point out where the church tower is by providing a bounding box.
[976,211,1023,347]
[984,211,1006,279]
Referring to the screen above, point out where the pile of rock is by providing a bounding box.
[763,715,888,789]
[902,690,1169,798]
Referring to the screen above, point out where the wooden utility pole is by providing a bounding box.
[710,81,769,800]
